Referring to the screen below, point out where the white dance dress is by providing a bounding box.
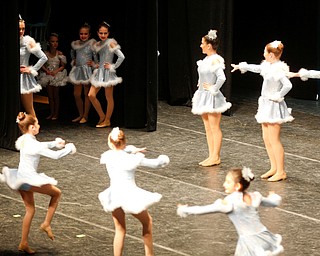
[68,38,97,85]
[177,191,284,256]
[20,35,48,94]
[37,52,68,87]
[239,61,294,124]
[191,54,232,115]
[98,147,169,214]
[0,134,76,190]
[90,38,125,88]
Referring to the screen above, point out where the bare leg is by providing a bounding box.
[200,113,222,166]
[132,210,154,256]
[261,123,277,179]
[21,93,36,118]
[112,208,126,256]
[31,184,62,240]
[52,86,60,119]
[96,87,113,128]
[46,85,54,119]
[88,86,105,124]
[72,84,83,122]
[105,87,114,122]
[83,84,92,120]
[199,114,211,165]
[267,124,287,181]
[18,190,36,254]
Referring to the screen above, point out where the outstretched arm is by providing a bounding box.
[177,198,233,217]
[260,192,282,207]
[140,155,170,168]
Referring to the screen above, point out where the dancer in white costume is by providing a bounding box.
[37,33,68,120]
[69,23,97,123]
[98,127,169,256]
[177,167,284,256]
[89,21,125,128]
[231,40,293,182]
[191,29,232,167]
[0,112,76,254]
[19,16,48,118]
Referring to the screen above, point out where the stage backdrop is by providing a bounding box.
[0,1,20,150]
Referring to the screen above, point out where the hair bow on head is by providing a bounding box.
[207,29,217,40]
[270,40,281,48]
[241,166,254,182]
[110,127,120,141]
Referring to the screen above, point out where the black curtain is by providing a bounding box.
[158,0,233,109]
[0,0,20,150]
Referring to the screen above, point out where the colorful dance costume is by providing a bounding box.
[90,38,125,88]
[177,192,284,256]
[98,146,169,214]
[191,53,232,115]
[0,135,75,190]
[68,38,97,85]
[20,35,48,94]
[37,52,68,87]
[238,61,294,124]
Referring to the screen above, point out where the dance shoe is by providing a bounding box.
[18,244,35,254]
[72,116,82,123]
[267,173,287,182]
[261,170,276,179]
[79,117,87,124]
[96,119,110,128]
[40,224,55,240]
[200,159,221,167]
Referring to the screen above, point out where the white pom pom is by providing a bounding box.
[177,205,188,218]
[55,138,65,149]
[158,155,170,167]
[66,143,77,154]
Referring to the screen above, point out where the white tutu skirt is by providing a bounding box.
[1,166,57,190]
[98,185,162,214]
[255,96,294,124]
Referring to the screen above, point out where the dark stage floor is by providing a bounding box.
[0,93,319,255]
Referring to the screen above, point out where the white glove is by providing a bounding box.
[158,155,170,167]
[65,143,77,154]
[55,138,65,149]
[177,205,189,218]
[269,92,284,103]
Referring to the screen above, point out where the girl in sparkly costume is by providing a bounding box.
[69,23,97,124]
[19,16,48,117]
[191,29,232,167]
[231,40,293,182]
[177,167,284,256]
[38,33,68,120]
[89,22,125,128]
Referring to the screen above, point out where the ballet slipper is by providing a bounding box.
[40,224,55,240]
[200,158,221,167]
[199,158,210,166]
[72,116,82,123]
[46,115,53,120]
[261,170,276,179]
[96,119,110,128]
[18,244,36,254]
[267,173,287,182]
[51,116,58,121]
[79,117,87,124]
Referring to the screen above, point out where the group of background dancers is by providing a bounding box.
[1,19,320,255]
